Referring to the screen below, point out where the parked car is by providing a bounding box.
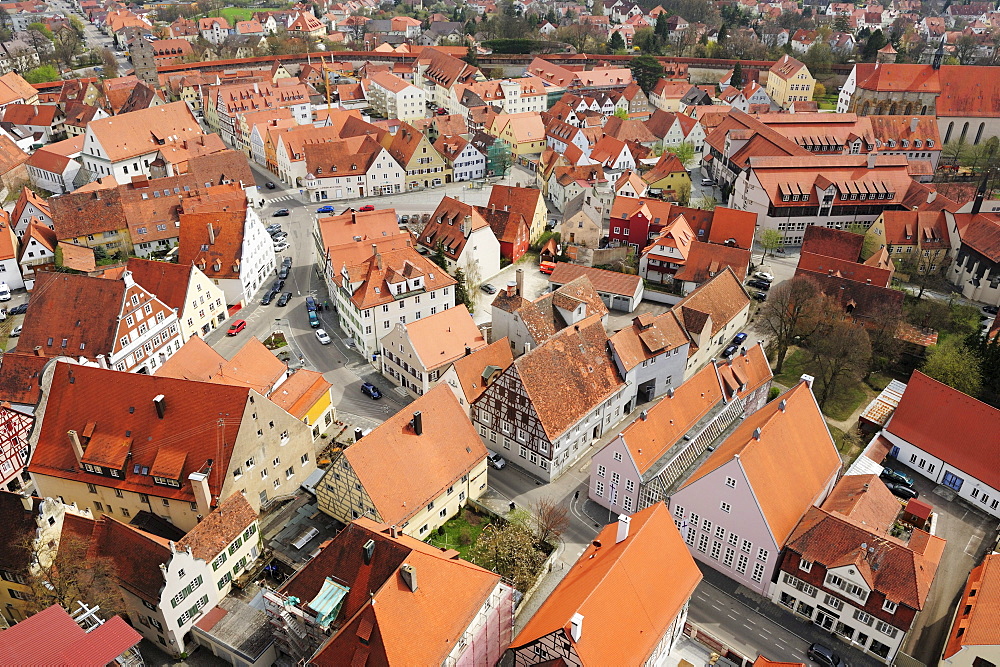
[807,643,847,667]
[272,208,289,217]
[273,242,289,253]
[701,178,715,187]
[315,328,331,344]
[752,291,767,302]
[746,279,771,290]
[8,303,28,315]
[266,223,282,233]
[0,283,11,301]
[282,256,292,268]
[270,231,288,241]
[276,292,292,307]
[261,290,277,306]
[883,480,919,500]
[361,382,382,399]
[400,214,409,224]
[305,296,318,312]
[227,319,247,336]
[753,271,774,282]
[271,279,285,292]
[880,467,915,487]
[733,332,748,345]
[359,204,375,212]
[435,107,448,115]
[9,325,21,337]
[486,450,507,470]
[984,305,999,315]
[317,205,336,213]
[278,265,289,280]
[540,261,556,274]
[265,182,276,189]
[721,343,739,358]
[480,283,498,294]
[308,311,321,328]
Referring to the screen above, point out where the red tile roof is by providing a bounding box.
[801,225,864,261]
[0,351,48,406]
[673,241,751,284]
[0,603,141,666]
[124,258,191,312]
[673,267,751,338]
[796,250,892,287]
[548,262,641,297]
[419,197,492,262]
[887,371,1000,489]
[609,310,688,373]
[681,382,841,545]
[944,553,1000,657]
[510,503,701,665]
[176,492,256,561]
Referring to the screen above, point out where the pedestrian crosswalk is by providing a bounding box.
[266,195,295,204]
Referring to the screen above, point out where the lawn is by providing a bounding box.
[827,424,864,468]
[203,7,255,22]
[772,347,871,421]
[425,507,492,560]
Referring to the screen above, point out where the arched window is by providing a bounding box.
[975,122,985,145]
[889,103,898,115]
[960,122,970,143]
[921,105,928,115]
[945,121,954,143]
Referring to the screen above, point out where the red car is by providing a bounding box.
[359,204,375,212]
[227,319,247,336]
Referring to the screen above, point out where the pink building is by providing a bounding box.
[669,379,842,596]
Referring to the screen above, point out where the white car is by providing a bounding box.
[10,325,21,337]
[753,271,774,282]
[315,329,331,345]
[273,242,289,253]
[0,283,11,301]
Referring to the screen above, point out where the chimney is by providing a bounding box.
[867,153,877,169]
[800,373,815,390]
[207,223,216,244]
[33,346,43,357]
[909,117,920,133]
[389,525,398,538]
[753,427,762,440]
[927,190,937,204]
[20,492,33,512]
[68,430,84,466]
[400,563,418,591]
[188,471,211,515]
[515,268,524,296]
[779,399,787,412]
[570,613,584,642]
[362,538,375,565]
[465,345,472,356]
[462,214,472,238]
[412,411,423,436]
[640,410,648,420]
[505,281,516,296]
[153,394,166,419]
[354,427,364,442]
[615,514,631,543]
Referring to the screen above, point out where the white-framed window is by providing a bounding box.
[697,533,709,553]
[710,541,722,560]
[737,554,749,574]
[725,476,737,488]
[751,562,765,582]
[723,547,735,567]
[854,609,874,625]
[597,464,606,478]
[824,594,843,611]
[875,620,898,638]
[758,547,769,562]
[882,599,897,613]
[799,558,812,572]
[674,504,684,518]
[720,501,732,513]
[728,533,739,546]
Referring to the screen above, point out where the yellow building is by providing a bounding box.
[268,369,336,438]
[488,184,548,243]
[642,153,691,202]
[316,385,488,538]
[867,210,952,276]
[490,112,547,156]
[765,55,815,110]
[381,122,452,190]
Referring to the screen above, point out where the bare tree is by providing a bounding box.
[52,25,82,70]
[22,533,124,619]
[100,47,118,78]
[531,497,569,546]
[757,276,827,373]
[808,318,872,408]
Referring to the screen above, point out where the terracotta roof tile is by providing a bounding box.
[85,101,201,163]
[341,386,486,525]
[50,184,126,240]
[672,241,751,284]
[84,514,171,602]
[157,335,286,396]
[511,503,701,665]
[673,267,750,337]
[0,352,48,406]
[944,553,1000,657]
[267,369,331,420]
[609,310,688,372]
[450,338,513,406]
[124,258,191,312]
[401,304,486,370]
[418,197,492,261]
[796,251,892,287]
[548,262,641,297]
[680,382,841,545]
[177,209,246,280]
[176,492,256,561]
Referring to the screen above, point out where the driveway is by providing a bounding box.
[890,461,1000,663]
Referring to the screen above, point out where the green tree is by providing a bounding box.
[612,106,629,119]
[731,60,743,88]
[431,241,449,270]
[608,30,626,52]
[23,65,59,83]
[463,44,478,66]
[922,339,983,397]
[833,15,850,33]
[469,521,545,592]
[633,27,658,54]
[454,266,474,311]
[27,22,53,40]
[862,28,888,61]
[667,141,695,167]
[629,54,664,94]
[942,139,970,167]
[100,47,119,78]
[757,228,783,263]
[674,180,692,205]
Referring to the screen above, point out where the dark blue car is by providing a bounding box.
[317,205,336,213]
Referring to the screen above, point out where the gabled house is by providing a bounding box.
[943,553,1000,665]
[591,345,772,514]
[608,310,691,409]
[560,191,603,249]
[772,474,945,663]
[303,134,404,202]
[434,134,485,182]
[670,380,842,596]
[17,220,55,283]
[28,363,318,532]
[547,262,644,313]
[487,184,547,244]
[0,602,142,664]
[317,385,488,536]
[472,316,629,482]
[124,257,227,341]
[419,196,501,281]
[671,267,752,378]
[381,122,451,190]
[505,504,701,665]
[440,338,514,418]
[264,518,513,665]
[10,185,51,237]
[380,304,487,398]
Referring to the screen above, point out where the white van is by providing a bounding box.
[0,283,11,302]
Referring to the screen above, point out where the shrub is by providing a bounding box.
[768,386,781,402]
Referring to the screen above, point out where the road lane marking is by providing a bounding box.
[967,534,983,555]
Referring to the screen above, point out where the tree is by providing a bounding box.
[862,28,888,61]
[100,48,119,78]
[608,30,626,52]
[667,141,695,167]
[469,521,545,592]
[942,139,970,167]
[27,21,54,40]
[24,65,59,83]
[629,54,664,94]
[633,27,659,54]
[832,15,850,33]
[612,106,629,119]
[454,266,474,311]
[21,532,125,619]
[954,33,979,65]
[813,81,827,99]
[757,276,826,372]
[52,26,82,70]
[808,318,872,408]
[24,28,54,64]
[922,339,983,396]
[801,42,833,76]
[731,60,743,88]
[530,497,569,546]
[431,241,448,270]
[696,195,717,210]
[757,228,783,263]
[674,179,692,205]
[463,44,478,66]
[866,307,903,375]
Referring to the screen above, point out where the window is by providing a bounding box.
[758,547,769,562]
[875,620,898,638]
[596,481,604,496]
[710,540,722,560]
[737,554,749,574]
[597,464,606,478]
[720,501,731,513]
[702,518,712,533]
[799,558,812,573]
[715,526,725,540]
[728,533,739,546]
[882,599,897,613]
[854,609,874,625]
[724,547,735,567]
[751,562,765,582]
[725,476,737,488]
[674,505,684,518]
[697,533,709,553]
[741,539,752,553]
[824,594,843,611]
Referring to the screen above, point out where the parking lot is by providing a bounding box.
[891,460,1000,663]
